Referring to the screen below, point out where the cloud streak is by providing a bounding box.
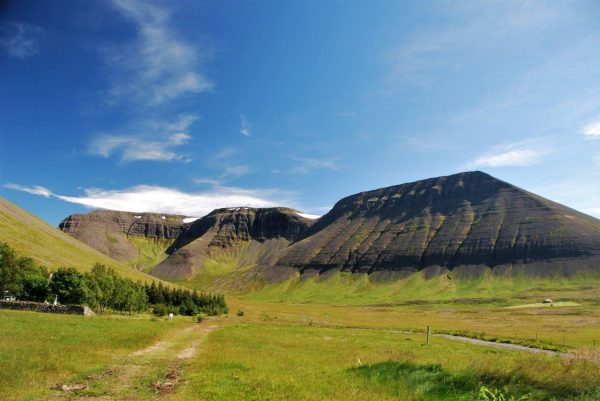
[240,115,251,137]
[106,0,212,105]
[465,140,547,169]
[0,21,43,59]
[583,120,600,138]
[4,183,293,217]
[89,114,198,162]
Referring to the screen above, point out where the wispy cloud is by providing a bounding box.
[89,114,198,162]
[3,183,53,197]
[193,178,222,186]
[583,120,600,138]
[4,183,294,217]
[222,165,251,178]
[465,140,546,169]
[0,21,43,59]
[105,0,212,105]
[275,157,338,175]
[240,115,251,137]
[385,1,563,87]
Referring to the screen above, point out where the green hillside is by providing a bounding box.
[0,196,160,282]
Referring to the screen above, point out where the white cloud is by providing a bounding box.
[465,139,549,169]
[240,115,251,137]
[295,212,320,220]
[583,120,600,138]
[0,21,43,59]
[193,178,222,186]
[468,149,542,168]
[6,183,293,217]
[582,207,600,218]
[3,183,53,197]
[279,157,338,175]
[106,0,212,105]
[222,165,251,178]
[89,114,197,162]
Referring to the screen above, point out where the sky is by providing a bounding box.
[1,0,599,226]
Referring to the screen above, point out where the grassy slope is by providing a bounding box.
[0,196,161,282]
[246,270,600,304]
[123,236,173,272]
[167,236,600,305]
[0,310,190,401]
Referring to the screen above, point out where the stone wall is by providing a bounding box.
[0,300,95,316]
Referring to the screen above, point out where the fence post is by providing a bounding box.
[426,325,431,345]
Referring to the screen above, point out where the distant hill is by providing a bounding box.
[0,196,162,282]
[59,210,188,272]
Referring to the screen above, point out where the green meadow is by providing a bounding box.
[2,294,600,400]
[173,321,600,401]
[0,310,189,401]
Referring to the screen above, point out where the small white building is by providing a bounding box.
[2,291,16,301]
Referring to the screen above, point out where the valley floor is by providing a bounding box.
[1,299,599,401]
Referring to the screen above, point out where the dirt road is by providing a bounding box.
[48,320,220,401]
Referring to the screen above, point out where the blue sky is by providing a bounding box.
[1,0,599,226]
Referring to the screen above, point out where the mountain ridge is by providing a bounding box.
[54,171,600,286]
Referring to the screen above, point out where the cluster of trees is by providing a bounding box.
[145,281,227,316]
[0,242,227,316]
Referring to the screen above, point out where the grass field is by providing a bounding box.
[173,322,600,401]
[0,310,190,401]
[2,297,599,400]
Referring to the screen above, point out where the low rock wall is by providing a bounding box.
[0,300,95,316]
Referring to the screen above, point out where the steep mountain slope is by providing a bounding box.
[151,207,314,281]
[151,171,600,293]
[277,171,600,278]
[59,210,188,271]
[0,197,159,282]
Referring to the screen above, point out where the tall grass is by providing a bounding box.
[0,310,188,401]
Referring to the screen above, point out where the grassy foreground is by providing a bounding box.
[174,322,600,401]
[0,310,189,401]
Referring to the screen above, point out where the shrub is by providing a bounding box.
[236,309,245,316]
[152,304,168,316]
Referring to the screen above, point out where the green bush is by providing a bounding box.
[152,304,168,316]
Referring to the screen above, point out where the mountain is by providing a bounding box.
[151,171,600,289]
[58,210,189,271]
[0,196,159,282]
[52,171,600,295]
[152,207,314,282]
[276,171,600,278]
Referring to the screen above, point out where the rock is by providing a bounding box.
[58,210,189,263]
[151,207,314,280]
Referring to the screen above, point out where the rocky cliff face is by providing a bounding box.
[58,211,188,266]
[276,171,600,277]
[151,207,315,279]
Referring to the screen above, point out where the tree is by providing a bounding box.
[17,257,49,302]
[0,243,49,302]
[0,242,19,295]
[49,267,89,305]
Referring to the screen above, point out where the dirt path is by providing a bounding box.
[48,320,220,401]
[435,333,569,357]
[313,324,571,357]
